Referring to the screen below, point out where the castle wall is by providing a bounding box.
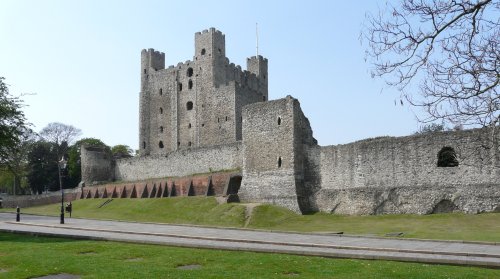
[81,145,114,184]
[114,142,242,182]
[316,128,500,214]
[239,96,318,213]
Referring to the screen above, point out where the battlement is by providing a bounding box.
[195,27,224,37]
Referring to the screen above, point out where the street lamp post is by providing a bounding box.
[58,157,67,224]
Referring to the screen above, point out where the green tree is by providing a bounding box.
[67,138,108,187]
[0,77,32,195]
[27,141,59,194]
[111,144,134,157]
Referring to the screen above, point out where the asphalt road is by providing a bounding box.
[0,212,499,268]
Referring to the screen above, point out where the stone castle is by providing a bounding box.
[81,28,500,215]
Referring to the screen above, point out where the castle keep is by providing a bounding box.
[81,28,500,215]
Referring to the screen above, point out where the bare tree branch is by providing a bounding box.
[364,0,499,127]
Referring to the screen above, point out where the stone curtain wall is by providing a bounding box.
[114,142,242,181]
[239,96,318,213]
[81,145,114,184]
[316,128,500,214]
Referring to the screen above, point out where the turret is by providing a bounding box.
[194,28,226,86]
[247,55,269,99]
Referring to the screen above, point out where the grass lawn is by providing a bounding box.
[0,232,499,279]
[3,197,500,242]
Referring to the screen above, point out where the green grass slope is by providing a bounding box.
[5,198,500,242]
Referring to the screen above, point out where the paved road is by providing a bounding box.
[0,213,499,268]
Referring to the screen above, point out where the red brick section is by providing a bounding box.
[174,178,191,197]
[192,176,210,196]
[78,171,240,199]
[211,173,230,195]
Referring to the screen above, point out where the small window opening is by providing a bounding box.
[201,123,205,127]
[437,147,459,167]
[263,96,266,101]
[159,88,163,95]
[159,107,163,114]
[177,142,180,147]
[225,116,228,121]
[201,48,206,55]
[188,123,191,129]
[186,101,193,110]
[178,83,183,91]
[278,157,282,168]
[187,67,193,77]
[188,80,193,89]
[142,141,146,149]
[160,126,164,133]
[143,69,146,74]
[278,117,281,125]
[188,141,192,147]
[159,141,164,149]
[218,48,221,53]
[217,117,220,123]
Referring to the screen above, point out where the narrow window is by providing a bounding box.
[159,141,164,149]
[437,147,459,167]
[263,96,266,101]
[278,157,282,168]
[160,126,164,133]
[201,48,206,55]
[177,142,180,147]
[159,88,163,95]
[188,141,192,147]
[143,69,146,74]
[217,117,220,123]
[187,68,193,77]
[218,48,221,53]
[178,83,183,91]
[159,107,163,114]
[225,116,228,121]
[188,80,193,89]
[186,101,193,110]
[142,141,146,149]
[188,123,191,129]
[278,117,281,125]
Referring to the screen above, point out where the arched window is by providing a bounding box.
[437,147,459,167]
[201,48,206,55]
[159,126,164,133]
[178,83,183,91]
[159,107,163,114]
[187,68,193,77]
[188,80,193,89]
[186,101,193,110]
[278,117,281,126]
[278,157,282,168]
[159,141,164,149]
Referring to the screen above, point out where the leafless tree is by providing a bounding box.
[364,0,499,128]
[39,122,82,153]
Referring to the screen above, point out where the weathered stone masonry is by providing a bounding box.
[81,28,500,215]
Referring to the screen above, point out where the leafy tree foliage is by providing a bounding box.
[0,77,30,165]
[27,141,59,194]
[364,0,499,127]
[111,144,134,157]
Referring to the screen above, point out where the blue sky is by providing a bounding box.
[0,0,420,149]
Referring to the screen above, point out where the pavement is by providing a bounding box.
[0,212,499,268]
